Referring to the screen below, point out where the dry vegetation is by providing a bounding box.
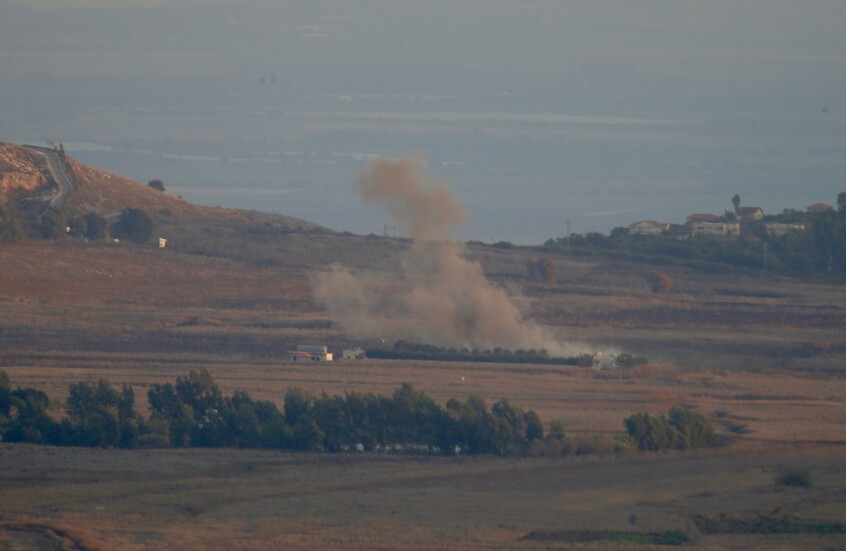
[1,147,845,549]
[1,444,844,550]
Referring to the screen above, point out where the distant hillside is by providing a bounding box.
[0,141,327,241]
[65,156,206,219]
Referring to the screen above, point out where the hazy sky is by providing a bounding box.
[2,1,844,242]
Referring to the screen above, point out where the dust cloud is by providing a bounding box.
[314,156,582,356]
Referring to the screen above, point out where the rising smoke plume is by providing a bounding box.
[314,156,580,355]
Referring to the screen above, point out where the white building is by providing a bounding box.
[288,344,333,362]
[765,223,805,236]
[629,220,670,236]
[691,221,740,237]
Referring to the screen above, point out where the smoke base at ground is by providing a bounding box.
[314,157,589,356]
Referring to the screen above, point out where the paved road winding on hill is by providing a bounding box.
[22,145,73,209]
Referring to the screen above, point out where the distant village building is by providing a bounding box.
[735,206,764,220]
[806,202,833,213]
[690,221,740,237]
[765,222,806,236]
[158,237,168,248]
[288,344,333,362]
[628,220,670,236]
[686,213,719,223]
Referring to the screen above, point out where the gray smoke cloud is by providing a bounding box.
[314,156,583,355]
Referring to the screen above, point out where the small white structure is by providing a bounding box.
[341,347,366,360]
[765,223,805,236]
[629,220,670,236]
[288,344,333,362]
[691,221,740,237]
[159,237,168,248]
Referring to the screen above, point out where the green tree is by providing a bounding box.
[624,412,679,452]
[625,408,717,452]
[39,207,67,239]
[175,369,221,411]
[732,194,741,213]
[668,407,717,449]
[284,387,313,428]
[75,212,108,240]
[111,208,154,244]
[65,380,141,448]
[3,387,61,445]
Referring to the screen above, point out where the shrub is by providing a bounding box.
[148,179,166,192]
[614,353,648,368]
[74,212,108,240]
[645,270,673,293]
[111,208,154,244]
[775,468,812,488]
[38,207,67,239]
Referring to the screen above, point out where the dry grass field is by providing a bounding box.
[1,444,845,550]
[1,236,844,549]
[1,148,845,548]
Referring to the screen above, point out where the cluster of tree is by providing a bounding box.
[1,370,564,457]
[110,207,154,243]
[0,373,143,448]
[2,204,155,244]
[71,212,109,240]
[543,193,846,278]
[366,341,595,366]
[39,207,67,238]
[624,407,718,452]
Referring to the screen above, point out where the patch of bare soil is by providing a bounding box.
[0,520,105,551]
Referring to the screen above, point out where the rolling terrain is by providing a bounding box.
[1,141,845,549]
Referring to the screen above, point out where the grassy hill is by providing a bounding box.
[0,141,326,245]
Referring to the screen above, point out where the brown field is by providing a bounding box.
[1,444,845,550]
[1,157,846,550]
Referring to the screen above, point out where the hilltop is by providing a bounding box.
[0,141,325,243]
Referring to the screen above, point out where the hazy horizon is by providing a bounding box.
[2,1,844,243]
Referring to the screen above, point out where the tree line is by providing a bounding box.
[2,370,720,456]
[0,370,565,456]
[366,340,595,366]
[0,206,155,244]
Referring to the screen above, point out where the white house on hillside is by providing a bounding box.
[691,221,740,237]
[629,220,670,236]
